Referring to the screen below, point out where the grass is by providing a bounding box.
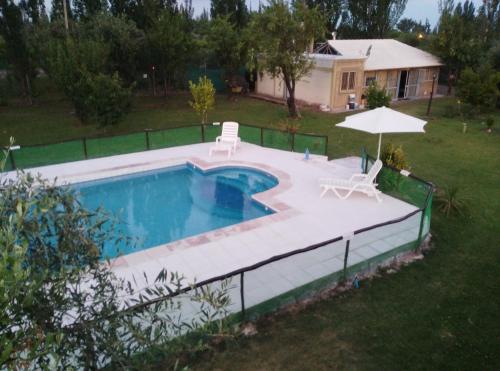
[1,85,500,369]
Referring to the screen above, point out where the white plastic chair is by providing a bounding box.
[318,159,383,202]
[216,122,241,152]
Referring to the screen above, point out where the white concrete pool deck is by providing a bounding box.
[5,142,418,294]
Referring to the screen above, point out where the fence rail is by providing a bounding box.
[2,123,328,172]
[2,127,433,326]
[119,156,433,322]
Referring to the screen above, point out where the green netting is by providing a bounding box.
[245,269,343,320]
[293,134,326,155]
[187,68,226,92]
[203,125,221,142]
[377,167,430,208]
[239,125,261,145]
[149,126,202,149]
[262,128,291,151]
[1,154,14,172]
[364,156,431,209]
[11,140,86,169]
[86,133,146,159]
[344,240,418,280]
[422,193,433,237]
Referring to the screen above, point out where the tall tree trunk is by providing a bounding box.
[24,74,33,106]
[283,74,299,118]
[447,70,455,96]
[163,72,168,97]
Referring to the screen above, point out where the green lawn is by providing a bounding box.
[1,89,499,370]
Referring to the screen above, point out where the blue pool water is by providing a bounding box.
[73,164,278,258]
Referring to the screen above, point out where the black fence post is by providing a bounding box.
[364,151,369,174]
[324,135,329,157]
[82,138,88,159]
[260,127,264,147]
[291,132,295,152]
[240,272,245,319]
[145,130,151,150]
[9,150,16,170]
[415,209,426,251]
[415,190,432,251]
[342,238,351,280]
[201,125,205,143]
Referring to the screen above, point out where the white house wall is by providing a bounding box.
[294,68,332,106]
[256,72,285,99]
[257,69,332,106]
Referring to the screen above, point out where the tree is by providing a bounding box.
[189,75,215,124]
[339,0,408,38]
[208,16,245,78]
[148,9,193,96]
[210,0,248,29]
[50,0,73,23]
[456,66,500,113]
[305,0,344,32]
[397,17,430,34]
[73,0,107,19]
[19,0,46,24]
[477,0,500,45]
[41,35,133,126]
[84,14,145,83]
[247,0,325,118]
[0,0,38,104]
[0,166,233,368]
[432,0,483,94]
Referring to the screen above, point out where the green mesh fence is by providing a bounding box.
[239,125,261,145]
[365,156,432,209]
[2,125,328,172]
[86,133,146,159]
[203,125,220,143]
[422,193,433,237]
[148,126,202,149]
[293,134,327,155]
[377,167,430,209]
[262,128,292,151]
[2,153,14,171]
[11,140,86,169]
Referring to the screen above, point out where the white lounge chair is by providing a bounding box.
[209,142,233,158]
[216,122,241,152]
[319,159,383,202]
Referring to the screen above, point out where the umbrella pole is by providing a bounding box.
[377,133,382,160]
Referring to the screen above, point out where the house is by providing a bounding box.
[255,39,442,111]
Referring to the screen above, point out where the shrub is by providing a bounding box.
[380,143,408,170]
[365,82,391,109]
[435,185,467,217]
[41,34,134,126]
[85,72,133,126]
[189,76,215,124]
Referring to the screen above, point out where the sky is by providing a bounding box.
[188,0,486,27]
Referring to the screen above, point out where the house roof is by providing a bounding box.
[309,53,365,69]
[327,39,442,70]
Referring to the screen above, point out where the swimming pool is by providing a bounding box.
[73,164,278,258]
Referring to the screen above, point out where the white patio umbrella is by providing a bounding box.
[336,106,427,159]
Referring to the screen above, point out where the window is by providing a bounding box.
[419,68,436,81]
[365,76,377,87]
[341,72,356,91]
